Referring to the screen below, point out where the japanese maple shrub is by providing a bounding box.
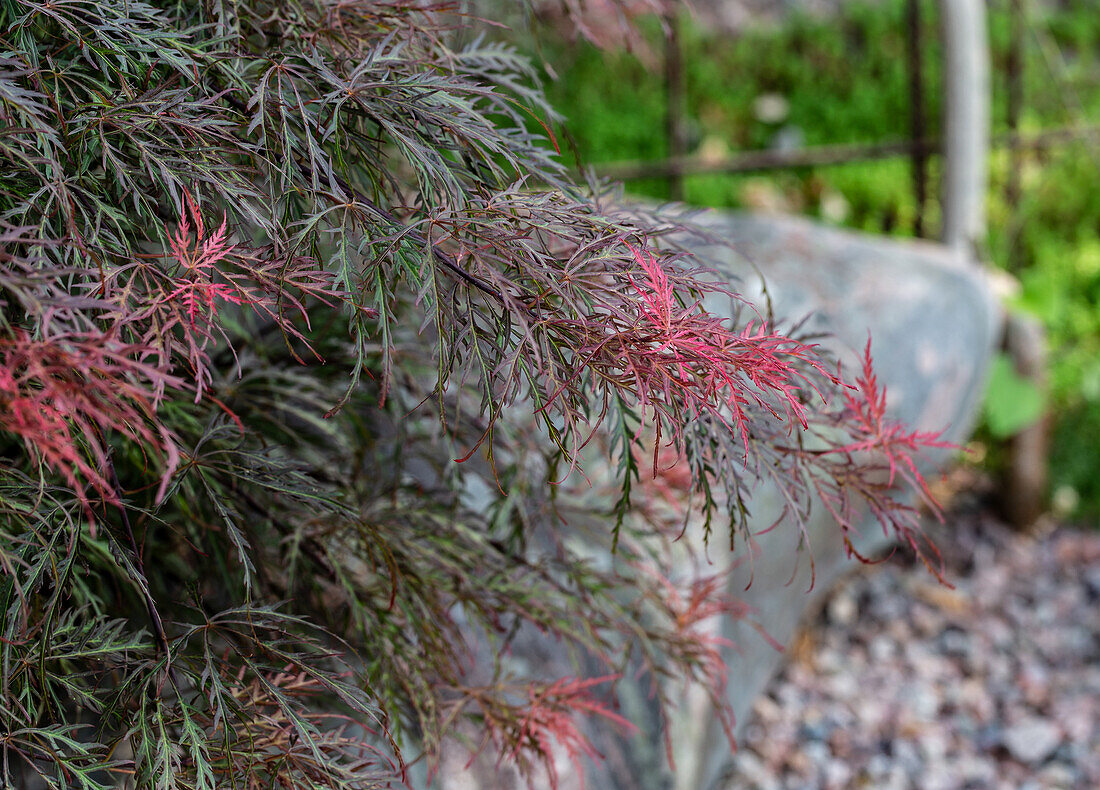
[0,1,945,787]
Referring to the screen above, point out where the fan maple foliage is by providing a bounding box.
[0,1,948,788]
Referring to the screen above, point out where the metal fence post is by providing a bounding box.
[938,0,991,255]
[664,9,687,201]
[907,0,929,237]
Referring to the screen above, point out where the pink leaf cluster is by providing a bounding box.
[161,194,250,324]
[646,568,768,756]
[455,673,636,790]
[560,244,954,584]
[0,193,353,511]
[561,245,834,455]
[831,338,955,500]
[815,338,956,579]
[0,330,180,521]
[143,191,362,400]
[504,675,636,790]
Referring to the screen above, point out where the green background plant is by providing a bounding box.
[0,0,959,785]
[532,0,1100,521]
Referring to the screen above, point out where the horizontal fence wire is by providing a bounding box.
[594,124,1100,182]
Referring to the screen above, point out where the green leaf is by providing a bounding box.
[983,353,1046,438]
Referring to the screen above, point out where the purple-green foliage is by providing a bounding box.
[0,1,948,786]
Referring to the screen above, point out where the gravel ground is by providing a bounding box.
[719,502,1100,790]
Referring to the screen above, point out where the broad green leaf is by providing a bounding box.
[983,353,1046,438]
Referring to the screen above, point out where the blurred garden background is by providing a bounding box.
[504,5,1100,786]
[520,0,1100,524]
[2,1,1094,787]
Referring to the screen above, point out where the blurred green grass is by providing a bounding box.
[531,0,1100,522]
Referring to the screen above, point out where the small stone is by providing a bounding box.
[803,740,830,766]
[752,695,782,723]
[956,755,997,785]
[921,760,957,790]
[1037,763,1077,789]
[1060,626,1097,659]
[743,723,767,746]
[1003,718,1062,764]
[865,753,890,779]
[887,619,913,641]
[855,699,887,729]
[893,740,923,773]
[776,683,803,709]
[1051,699,1094,744]
[826,727,853,760]
[1084,566,1100,599]
[1017,662,1050,707]
[984,652,1013,685]
[827,672,858,698]
[733,752,779,790]
[882,764,910,790]
[918,730,949,762]
[953,712,978,738]
[975,723,1003,752]
[823,759,851,789]
[901,681,940,721]
[982,616,1015,650]
[939,626,971,659]
[815,648,843,675]
[868,634,896,662]
[784,748,812,777]
[751,93,789,124]
[911,603,944,636]
[798,720,830,742]
[828,590,858,626]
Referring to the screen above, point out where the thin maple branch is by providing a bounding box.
[302,162,512,305]
[104,452,175,685]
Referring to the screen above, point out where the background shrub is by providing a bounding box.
[0,1,945,786]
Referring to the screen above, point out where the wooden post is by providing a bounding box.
[664,10,686,202]
[907,0,928,237]
[1006,0,1025,273]
[1003,0,1049,527]
[1003,313,1050,528]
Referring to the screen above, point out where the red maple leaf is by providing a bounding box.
[160,191,250,324]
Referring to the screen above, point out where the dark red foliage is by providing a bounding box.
[457,674,636,789]
[0,2,960,786]
[544,245,837,455]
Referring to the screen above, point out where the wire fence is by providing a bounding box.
[593,0,1096,253]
